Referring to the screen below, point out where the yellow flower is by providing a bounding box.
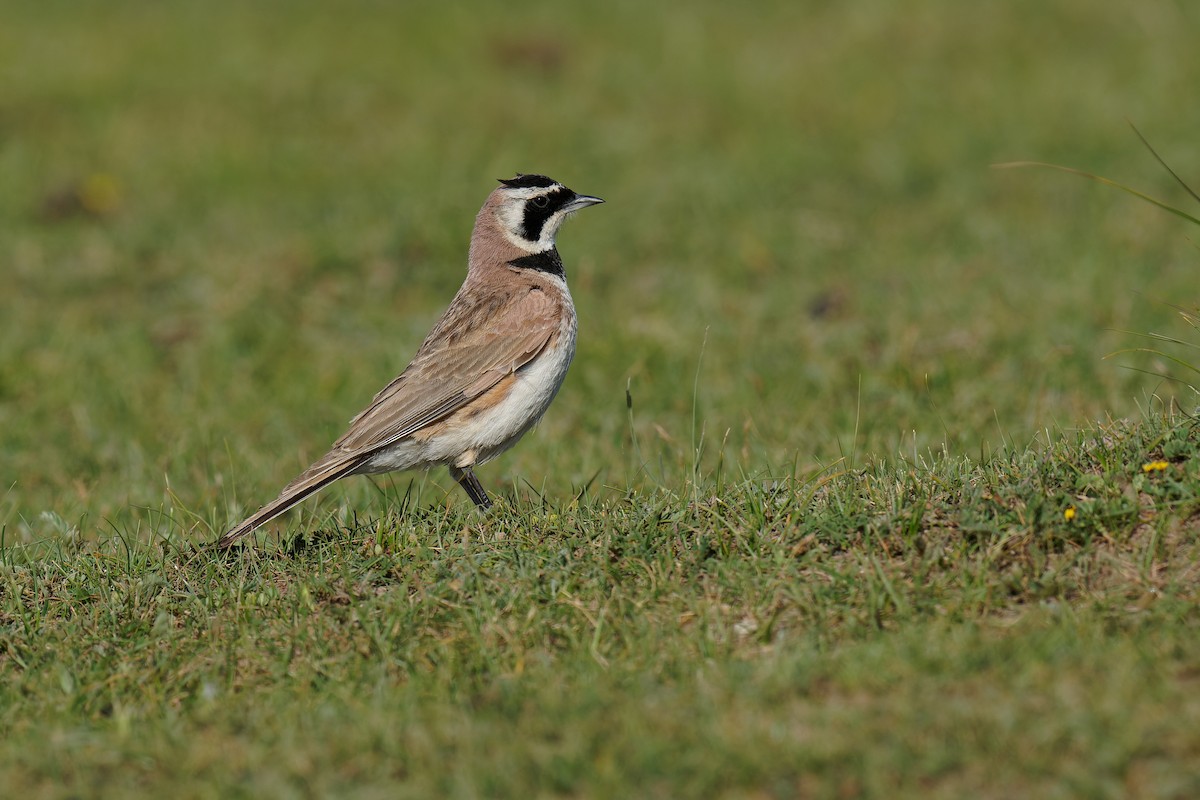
[79,173,121,216]
[1142,461,1169,473]
[1064,506,1076,522]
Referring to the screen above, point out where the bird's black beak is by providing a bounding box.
[563,194,605,213]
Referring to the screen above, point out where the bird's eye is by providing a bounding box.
[532,195,550,209]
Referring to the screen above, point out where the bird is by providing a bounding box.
[217,174,603,548]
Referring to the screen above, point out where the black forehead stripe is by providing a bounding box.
[521,186,574,242]
[508,249,565,278]
[498,173,557,189]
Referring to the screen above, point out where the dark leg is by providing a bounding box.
[450,465,493,511]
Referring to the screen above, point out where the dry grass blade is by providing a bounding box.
[992,160,1200,227]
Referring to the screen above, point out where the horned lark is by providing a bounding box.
[218,174,603,548]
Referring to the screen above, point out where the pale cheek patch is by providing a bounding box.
[498,202,531,249]
[534,210,570,251]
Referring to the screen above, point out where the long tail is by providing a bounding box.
[217,453,363,548]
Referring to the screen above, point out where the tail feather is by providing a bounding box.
[217,454,362,549]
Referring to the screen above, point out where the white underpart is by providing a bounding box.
[356,275,577,475]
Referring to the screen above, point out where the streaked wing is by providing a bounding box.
[333,283,562,455]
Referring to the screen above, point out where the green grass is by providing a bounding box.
[4,415,1200,796]
[3,0,1200,796]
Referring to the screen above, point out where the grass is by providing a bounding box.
[4,414,1200,796]
[3,0,1200,796]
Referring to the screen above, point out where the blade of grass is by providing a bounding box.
[1128,121,1200,207]
[992,161,1200,227]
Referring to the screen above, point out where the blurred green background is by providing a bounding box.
[2,0,1199,538]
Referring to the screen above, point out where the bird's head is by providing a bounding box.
[487,174,604,253]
